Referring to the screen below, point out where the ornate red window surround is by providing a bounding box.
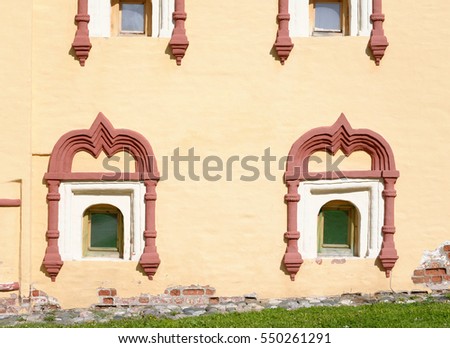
[274,0,388,65]
[283,113,399,280]
[72,0,188,66]
[42,113,161,281]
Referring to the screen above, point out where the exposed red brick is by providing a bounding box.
[430,276,443,283]
[413,269,425,276]
[31,290,44,297]
[182,289,204,296]
[425,268,446,276]
[0,308,6,314]
[139,296,149,304]
[411,276,425,284]
[103,297,114,305]
[443,245,450,252]
[170,289,180,296]
[205,288,215,296]
[110,289,117,296]
[443,275,450,281]
[98,289,111,296]
[447,252,450,259]
[6,298,16,306]
[209,297,219,305]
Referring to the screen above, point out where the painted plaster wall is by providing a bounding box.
[0,1,32,297]
[0,0,443,308]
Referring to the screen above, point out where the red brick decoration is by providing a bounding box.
[169,0,189,65]
[0,199,21,207]
[284,113,400,280]
[42,113,161,281]
[274,0,294,64]
[0,282,19,292]
[72,0,92,66]
[412,242,450,289]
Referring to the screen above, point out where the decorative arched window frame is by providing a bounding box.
[72,0,188,66]
[274,0,388,65]
[283,114,399,280]
[42,112,161,281]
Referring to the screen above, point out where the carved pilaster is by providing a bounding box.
[139,180,161,279]
[369,0,388,65]
[169,0,189,65]
[72,0,92,66]
[274,0,294,64]
[283,180,303,280]
[42,180,63,282]
[379,177,398,277]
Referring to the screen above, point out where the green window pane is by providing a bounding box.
[323,210,349,245]
[90,213,118,248]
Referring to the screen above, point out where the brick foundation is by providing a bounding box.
[95,285,258,308]
[0,287,61,315]
[96,285,218,307]
[412,242,450,289]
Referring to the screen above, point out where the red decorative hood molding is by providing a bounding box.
[283,114,399,280]
[42,113,161,281]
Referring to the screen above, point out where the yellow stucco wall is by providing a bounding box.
[0,0,32,299]
[0,1,449,308]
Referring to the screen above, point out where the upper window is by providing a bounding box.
[88,0,174,38]
[119,2,147,35]
[312,1,348,36]
[112,1,151,36]
[289,0,372,38]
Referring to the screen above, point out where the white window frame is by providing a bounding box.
[88,0,174,38]
[58,182,145,261]
[297,178,384,259]
[289,0,372,37]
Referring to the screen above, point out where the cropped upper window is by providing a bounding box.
[312,1,348,35]
[289,0,372,37]
[120,2,147,34]
[88,0,175,38]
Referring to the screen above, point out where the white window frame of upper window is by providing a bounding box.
[289,0,373,37]
[297,178,384,260]
[88,0,175,38]
[58,182,145,261]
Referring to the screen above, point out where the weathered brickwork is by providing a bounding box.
[412,242,450,289]
[97,285,218,307]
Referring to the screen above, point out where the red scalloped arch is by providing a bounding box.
[42,113,161,281]
[283,114,399,280]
